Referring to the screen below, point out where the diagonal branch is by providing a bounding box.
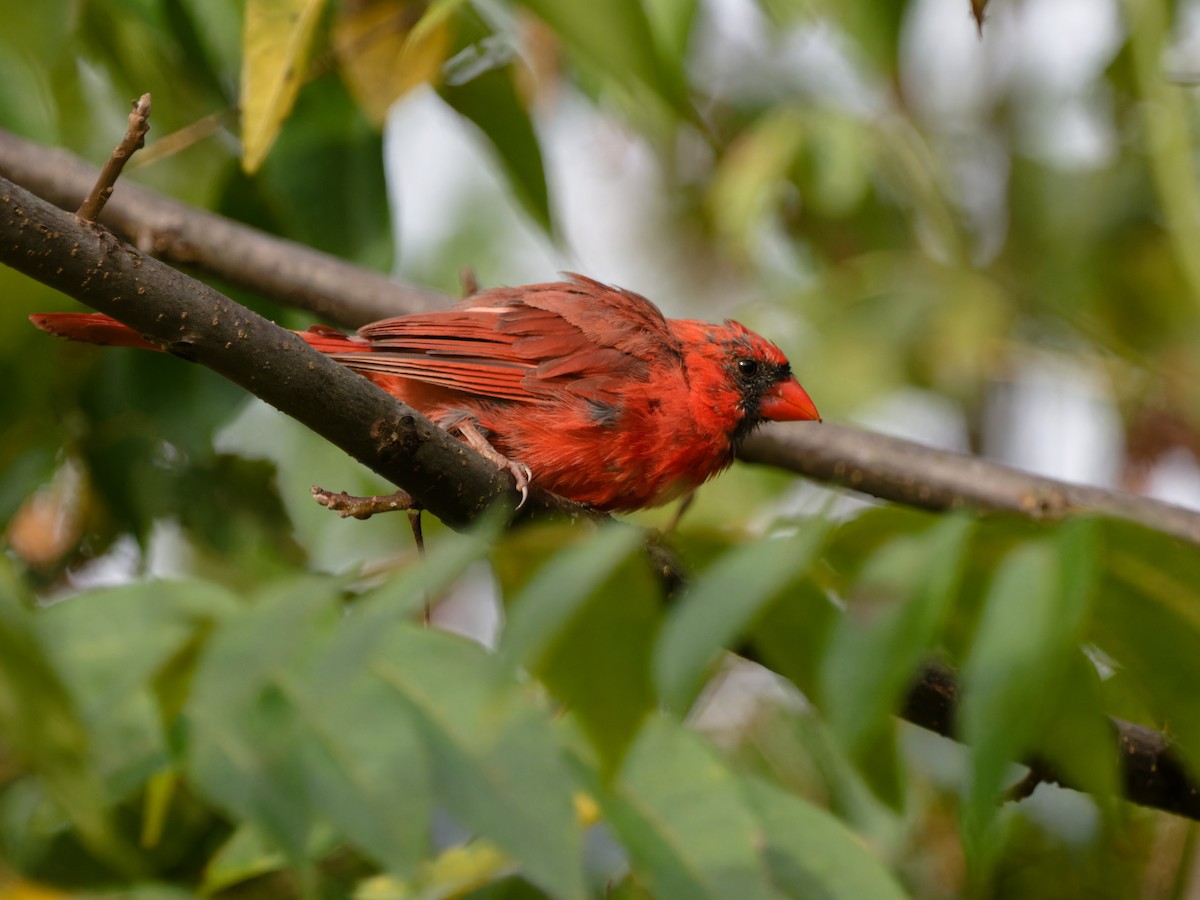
[6,127,1200,547]
[0,174,519,529]
[0,129,443,328]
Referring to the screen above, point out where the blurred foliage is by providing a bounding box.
[6,0,1200,896]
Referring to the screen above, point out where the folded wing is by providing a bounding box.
[325,275,683,404]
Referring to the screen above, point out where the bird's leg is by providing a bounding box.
[452,420,533,509]
[407,509,431,625]
[313,488,432,621]
[311,485,420,519]
[662,491,695,535]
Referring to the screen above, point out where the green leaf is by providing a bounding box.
[185,576,341,863]
[441,8,553,233]
[503,525,660,774]
[0,562,127,867]
[203,822,289,894]
[821,514,972,760]
[375,626,586,900]
[283,527,501,878]
[291,666,431,878]
[748,580,838,700]
[501,525,644,665]
[514,0,689,117]
[590,715,907,898]
[1035,649,1119,816]
[1093,520,1200,782]
[37,580,238,794]
[332,515,499,664]
[655,521,828,714]
[960,519,1099,863]
[589,716,780,900]
[643,0,698,68]
[739,776,910,900]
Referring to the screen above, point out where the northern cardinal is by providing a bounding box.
[31,275,819,511]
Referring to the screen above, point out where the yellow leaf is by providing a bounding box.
[573,790,600,827]
[0,870,70,900]
[240,0,327,173]
[354,841,512,899]
[333,0,456,128]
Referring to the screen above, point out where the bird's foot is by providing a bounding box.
[311,485,420,519]
[454,420,534,509]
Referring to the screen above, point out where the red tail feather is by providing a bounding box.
[30,314,365,357]
[29,313,162,351]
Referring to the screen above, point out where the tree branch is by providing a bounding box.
[0,130,443,329]
[7,126,1199,547]
[899,660,1200,820]
[0,174,518,529]
[741,425,1200,546]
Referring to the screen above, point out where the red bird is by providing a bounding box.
[31,275,819,511]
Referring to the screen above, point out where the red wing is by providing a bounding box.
[339,276,683,404]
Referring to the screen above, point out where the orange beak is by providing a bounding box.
[759,376,821,422]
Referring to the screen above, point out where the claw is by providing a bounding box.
[511,461,533,509]
[454,419,534,509]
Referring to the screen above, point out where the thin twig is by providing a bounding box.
[76,94,151,222]
[311,485,420,519]
[1005,766,1047,803]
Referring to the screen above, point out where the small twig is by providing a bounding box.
[460,266,479,297]
[77,94,152,222]
[1005,765,1048,803]
[311,486,420,519]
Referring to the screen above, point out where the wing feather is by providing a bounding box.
[322,276,682,404]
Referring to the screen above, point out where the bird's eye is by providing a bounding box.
[736,358,759,378]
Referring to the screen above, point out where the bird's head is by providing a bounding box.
[673,319,820,444]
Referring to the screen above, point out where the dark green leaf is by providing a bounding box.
[501,525,644,666]
[441,9,553,233]
[1093,520,1200,781]
[960,519,1099,862]
[514,0,689,117]
[1035,649,1119,815]
[821,515,971,759]
[655,521,828,713]
[504,525,661,775]
[748,580,838,700]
